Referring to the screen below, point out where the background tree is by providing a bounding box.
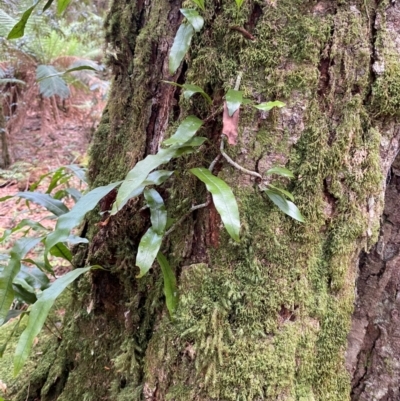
[11,0,400,400]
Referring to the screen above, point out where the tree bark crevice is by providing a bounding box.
[348,154,400,400]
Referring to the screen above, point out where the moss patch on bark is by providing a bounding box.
[142,2,384,400]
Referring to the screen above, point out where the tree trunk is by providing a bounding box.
[0,102,11,168]
[17,0,400,400]
[347,152,400,401]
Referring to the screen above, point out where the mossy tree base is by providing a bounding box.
[11,1,400,400]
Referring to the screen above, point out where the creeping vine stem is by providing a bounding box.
[220,135,262,179]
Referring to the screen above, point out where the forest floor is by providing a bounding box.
[0,89,105,265]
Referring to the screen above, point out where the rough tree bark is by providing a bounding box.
[0,102,11,168]
[15,0,400,400]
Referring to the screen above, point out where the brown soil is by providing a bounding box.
[0,88,105,257]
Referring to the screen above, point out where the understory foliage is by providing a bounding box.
[0,0,306,379]
[0,0,108,167]
[0,0,106,98]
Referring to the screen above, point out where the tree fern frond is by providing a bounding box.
[36,64,69,98]
[0,9,17,37]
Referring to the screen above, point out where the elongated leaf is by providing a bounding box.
[265,190,304,222]
[163,116,203,146]
[113,170,174,214]
[64,65,97,74]
[190,0,205,10]
[7,1,40,39]
[136,228,163,278]
[57,0,72,14]
[45,168,68,194]
[180,9,204,32]
[242,98,253,105]
[0,219,47,243]
[182,84,212,103]
[0,195,13,202]
[13,279,37,304]
[66,164,87,183]
[14,266,93,375]
[66,188,82,202]
[266,184,294,202]
[157,253,178,316]
[0,238,42,325]
[36,65,70,99]
[144,189,167,235]
[18,265,50,291]
[163,81,211,103]
[169,24,194,75]
[225,89,243,117]
[235,0,245,9]
[49,242,72,262]
[22,259,48,274]
[43,0,54,11]
[16,192,69,216]
[265,167,294,178]
[254,101,285,111]
[70,58,102,71]
[162,80,181,88]
[184,137,207,147]
[2,310,25,328]
[143,170,174,186]
[190,168,240,241]
[29,171,53,192]
[67,235,89,245]
[53,189,68,200]
[13,276,35,293]
[45,181,122,254]
[112,144,198,215]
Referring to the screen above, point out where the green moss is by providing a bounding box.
[370,5,400,117]
[90,0,171,188]
[372,59,400,117]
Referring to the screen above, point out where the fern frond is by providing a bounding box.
[0,9,16,37]
[36,64,70,98]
